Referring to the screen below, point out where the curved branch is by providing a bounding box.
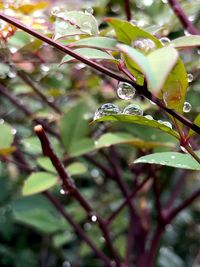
[0,13,200,136]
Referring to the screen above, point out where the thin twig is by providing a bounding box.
[18,71,62,114]
[168,0,200,35]
[44,191,113,267]
[34,125,121,267]
[106,174,151,225]
[0,83,59,138]
[166,188,200,223]
[124,0,132,21]
[0,14,200,135]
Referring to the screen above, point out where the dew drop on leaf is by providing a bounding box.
[93,103,121,120]
[132,38,156,53]
[159,37,170,46]
[162,121,172,129]
[123,104,143,116]
[183,102,192,113]
[144,115,153,120]
[11,128,17,135]
[117,82,136,100]
[187,73,193,83]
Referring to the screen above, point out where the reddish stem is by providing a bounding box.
[168,0,200,35]
[0,14,200,135]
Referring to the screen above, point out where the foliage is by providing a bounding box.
[0,0,200,267]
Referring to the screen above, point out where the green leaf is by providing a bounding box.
[54,11,98,39]
[188,114,200,137]
[134,151,200,170]
[162,59,188,114]
[105,18,162,47]
[118,44,179,93]
[95,132,173,149]
[37,157,56,173]
[67,36,118,50]
[60,102,89,153]
[0,122,15,155]
[69,138,94,157]
[171,35,200,49]
[22,172,57,196]
[93,114,179,139]
[60,48,116,65]
[66,162,87,175]
[14,209,67,234]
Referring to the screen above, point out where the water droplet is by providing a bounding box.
[91,169,100,178]
[75,63,86,70]
[62,261,70,267]
[10,47,17,53]
[162,121,172,129]
[82,22,92,34]
[161,0,168,3]
[85,7,94,14]
[11,128,17,135]
[180,146,188,153]
[130,19,137,25]
[150,100,156,105]
[84,222,92,231]
[100,236,105,243]
[197,49,200,55]
[183,102,192,113]
[60,188,68,195]
[142,0,154,6]
[170,155,175,159]
[93,103,121,120]
[188,15,195,22]
[117,82,136,100]
[144,115,153,120]
[0,119,4,124]
[40,64,50,72]
[58,21,69,30]
[160,37,170,46]
[8,70,16,78]
[184,30,191,36]
[132,38,156,53]
[90,214,98,223]
[187,73,193,83]
[137,20,147,27]
[123,104,143,116]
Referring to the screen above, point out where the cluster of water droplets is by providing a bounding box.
[94,82,173,129]
[132,38,156,53]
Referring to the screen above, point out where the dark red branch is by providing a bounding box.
[106,175,151,225]
[124,0,132,21]
[0,83,59,138]
[44,191,112,267]
[0,14,200,135]
[34,125,121,267]
[166,188,200,223]
[168,0,200,35]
